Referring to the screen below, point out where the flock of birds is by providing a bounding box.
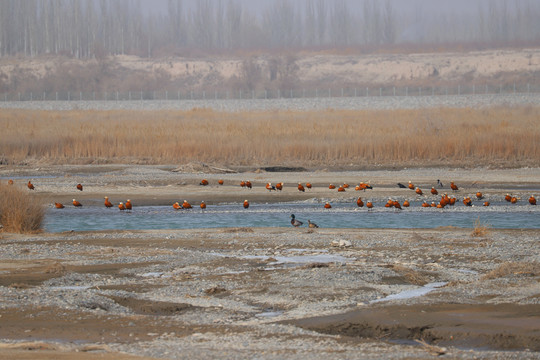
[16,178,538,228]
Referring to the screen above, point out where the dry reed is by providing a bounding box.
[0,183,45,233]
[1,106,539,167]
[471,217,490,237]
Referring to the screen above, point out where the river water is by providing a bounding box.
[44,201,540,232]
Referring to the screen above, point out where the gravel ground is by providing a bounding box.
[0,94,539,112]
[0,227,539,359]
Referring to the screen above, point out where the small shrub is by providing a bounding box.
[0,183,45,233]
[471,217,490,237]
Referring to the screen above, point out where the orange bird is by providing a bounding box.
[240,180,246,188]
[421,201,430,208]
[436,203,444,209]
[393,200,402,209]
[408,181,414,190]
[450,182,459,191]
[72,199,82,207]
[356,197,364,207]
[483,201,490,207]
[118,202,126,211]
[8,179,13,185]
[403,200,410,207]
[342,183,349,189]
[529,195,537,205]
[505,194,512,202]
[27,181,34,190]
[104,197,113,208]
[297,183,305,192]
[324,202,332,209]
[266,183,276,191]
[511,196,518,204]
[200,179,209,186]
[54,202,64,209]
[125,199,132,211]
[385,199,393,208]
[328,184,336,189]
[357,182,372,191]
[305,182,312,190]
[463,197,472,206]
[245,180,252,189]
[243,199,249,209]
[431,187,438,195]
[449,196,456,206]
[173,202,181,210]
[440,194,449,206]
[415,187,423,195]
[476,192,483,199]
[276,182,283,191]
[218,179,224,185]
[366,201,373,209]
[76,183,83,191]
[337,186,345,192]
[182,200,192,209]
[200,201,207,209]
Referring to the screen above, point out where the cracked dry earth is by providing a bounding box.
[0,226,539,359]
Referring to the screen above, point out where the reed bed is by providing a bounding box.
[0,106,539,167]
[0,183,45,233]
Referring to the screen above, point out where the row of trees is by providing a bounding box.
[1,0,540,59]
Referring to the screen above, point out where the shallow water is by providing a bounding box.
[44,201,540,232]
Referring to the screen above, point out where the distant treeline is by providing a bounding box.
[1,0,540,58]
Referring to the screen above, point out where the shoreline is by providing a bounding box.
[1,165,539,358]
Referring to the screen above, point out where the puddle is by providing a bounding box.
[48,285,91,291]
[255,310,283,318]
[371,282,447,303]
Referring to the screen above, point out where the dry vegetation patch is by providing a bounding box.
[482,262,540,280]
[1,107,539,167]
[471,217,491,238]
[0,183,44,233]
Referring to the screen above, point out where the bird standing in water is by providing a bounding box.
[290,214,303,227]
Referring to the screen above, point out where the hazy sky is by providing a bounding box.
[141,0,487,16]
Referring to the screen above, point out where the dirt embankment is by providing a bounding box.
[1,48,539,92]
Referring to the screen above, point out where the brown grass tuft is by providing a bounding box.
[0,183,45,233]
[391,264,429,286]
[482,262,540,280]
[44,262,66,274]
[471,217,490,238]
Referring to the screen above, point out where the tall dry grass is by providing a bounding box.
[0,183,45,233]
[0,106,539,167]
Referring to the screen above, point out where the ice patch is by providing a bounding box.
[371,282,447,303]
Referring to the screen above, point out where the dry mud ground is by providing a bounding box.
[0,165,539,359]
